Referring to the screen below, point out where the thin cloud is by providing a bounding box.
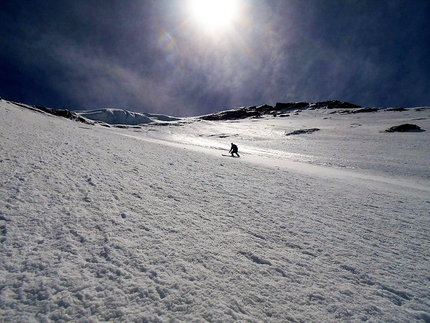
[1,0,429,116]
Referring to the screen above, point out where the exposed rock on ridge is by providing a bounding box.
[200,100,363,121]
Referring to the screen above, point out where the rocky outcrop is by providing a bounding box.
[200,100,362,121]
[199,105,273,121]
[285,128,320,136]
[274,102,309,111]
[335,107,379,114]
[309,100,361,110]
[12,102,93,124]
[385,124,424,132]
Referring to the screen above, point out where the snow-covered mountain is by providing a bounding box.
[75,108,181,125]
[1,97,430,322]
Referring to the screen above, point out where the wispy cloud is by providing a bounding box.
[1,0,429,115]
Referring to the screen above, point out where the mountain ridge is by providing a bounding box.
[4,97,428,126]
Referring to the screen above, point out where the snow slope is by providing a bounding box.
[1,99,430,323]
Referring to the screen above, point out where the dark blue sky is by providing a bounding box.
[1,0,429,116]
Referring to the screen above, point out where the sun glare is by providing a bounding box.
[189,0,239,31]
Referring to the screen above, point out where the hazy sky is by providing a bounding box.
[1,0,429,116]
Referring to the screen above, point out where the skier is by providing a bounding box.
[229,143,240,157]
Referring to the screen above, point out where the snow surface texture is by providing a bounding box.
[1,99,430,323]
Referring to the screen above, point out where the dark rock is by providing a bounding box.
[286,128,320,136]
[200,106,259,120]
[35,106,92,124]
[12,101,93,124]
[199,100,362,121]
[255,104,275,114]
[200,102,311,121]
[274,102,309,111]
[385,124,424,132]
[335,107,378,114]
[352,107,379,113]
[310,100,361,110]
[414,107,430,111]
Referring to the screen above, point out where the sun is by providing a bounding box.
[188,0,239,31]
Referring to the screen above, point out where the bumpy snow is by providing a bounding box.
[1,99,429,322]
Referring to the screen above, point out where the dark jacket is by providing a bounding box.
[230,144,238,153]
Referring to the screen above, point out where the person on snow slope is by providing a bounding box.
[229,143,240,157]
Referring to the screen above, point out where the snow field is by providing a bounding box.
[1,101,430,322]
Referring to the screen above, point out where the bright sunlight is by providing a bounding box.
[188,0,240,31]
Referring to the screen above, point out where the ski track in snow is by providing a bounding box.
[1,100,430,322]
